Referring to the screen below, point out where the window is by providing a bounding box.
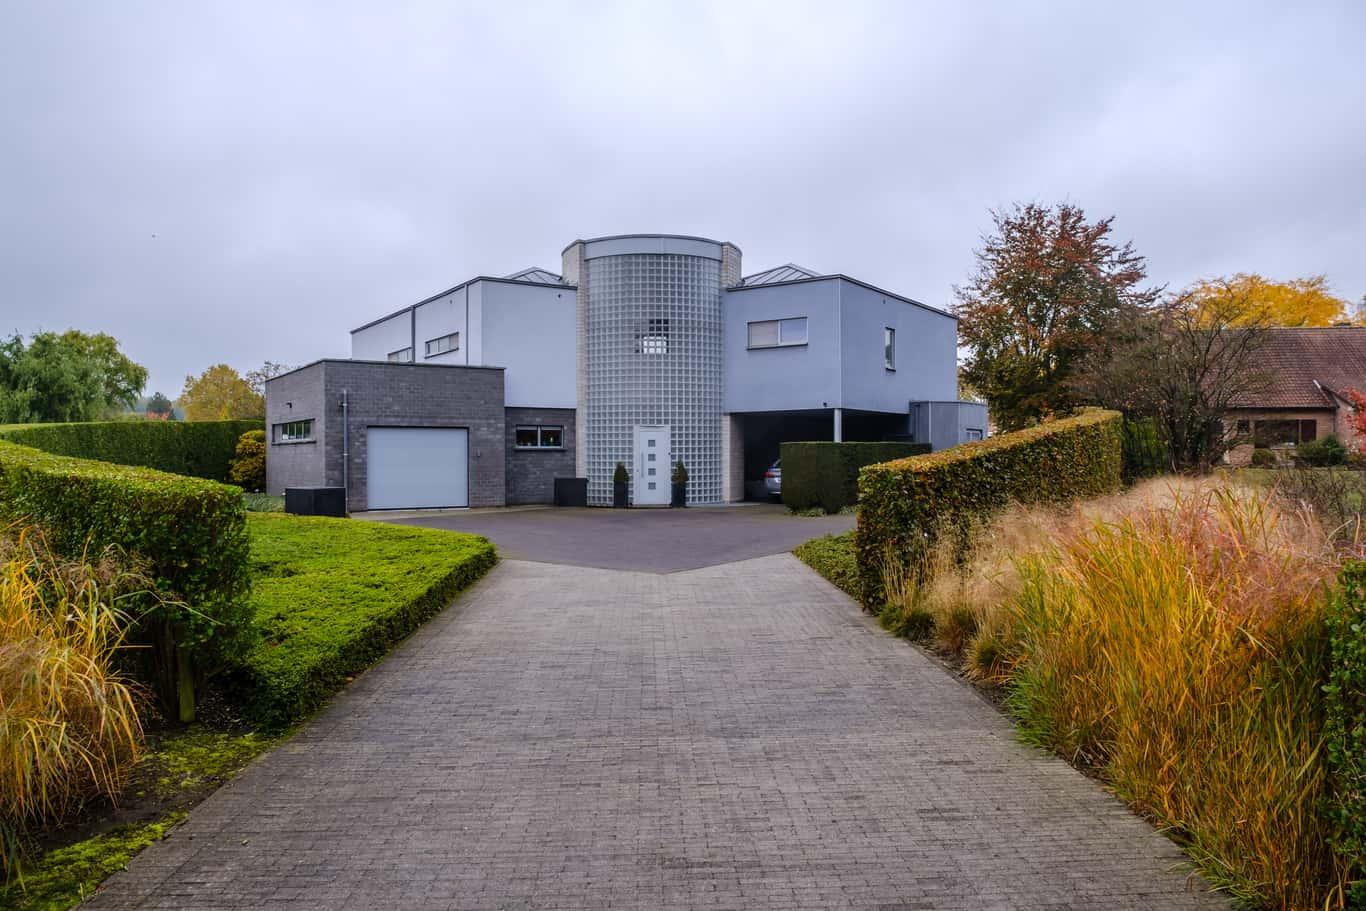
[965,428,984,441]
[636,318,669,355]
[747,317,807,349]
[387,347,413,363]
[273,419,314,443]
[424,332,459,358]
[514,425,564,449]
[1253,419,1317,447]
[884,327,896,370]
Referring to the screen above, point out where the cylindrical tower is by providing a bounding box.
[562,234,740,506]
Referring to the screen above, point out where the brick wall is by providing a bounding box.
[264,364,327,494]
[1223,407,1337,466]
[505,407,576,504]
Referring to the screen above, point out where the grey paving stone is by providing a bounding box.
[86,556,1227,910]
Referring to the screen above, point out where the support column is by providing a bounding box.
[833,408,843,442]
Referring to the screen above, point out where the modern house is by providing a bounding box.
[1223,326,1366,464]
[265,233,983,510]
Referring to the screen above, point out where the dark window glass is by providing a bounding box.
[1299,419,1317,442]
[540,426,563,448]
[1253,420,1301,447]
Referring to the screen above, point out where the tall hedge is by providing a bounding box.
[0,440,253,720]
[0,419,262,481]
[855,410,1124,608]
[781,441,930,513]
[1328,561,1366,903]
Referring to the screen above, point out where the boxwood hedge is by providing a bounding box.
[0,440,253,718]
[780,441,930,513]
[236,514,497,727]
[855,409,1123,608]
[0,419,262,481]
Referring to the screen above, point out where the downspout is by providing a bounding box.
[341,389,349,505]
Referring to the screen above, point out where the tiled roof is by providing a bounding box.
[1232,327,1366,408]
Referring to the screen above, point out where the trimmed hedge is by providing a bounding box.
[781,441,930,513]
[793,531,860,600]
[1328,561,1366,903]
[855,409,1124,608]
[236,514,497,727]
[0,419,262,481]
[0,440,253,718]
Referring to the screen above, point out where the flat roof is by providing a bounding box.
[351,274,575,334]
[265,358,505,385]
[561,233,739,255]
[726,273,955,320]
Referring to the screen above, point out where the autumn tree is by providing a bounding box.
[245,361,292,398]
[1076,283,1273,470]
[955,203,1159,429]
[1186,273,1350,327]
[178,364,264,421]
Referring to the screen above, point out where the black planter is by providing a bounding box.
[613,481,629,508]
[671,482,687,508]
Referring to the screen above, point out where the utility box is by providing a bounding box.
[285,487,348,517]
[553,477,588,507]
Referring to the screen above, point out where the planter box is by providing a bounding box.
[613,481,629,508]
[553,477,588,507]
[671,482,687,507]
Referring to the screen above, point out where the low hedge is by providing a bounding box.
[0,419,262,481]
[236,514,497,727]
[1328,561,1366,903]
[855,409,1124,608]
[781,441,930,513]
[793,532,859,600]
[0,440,253,718]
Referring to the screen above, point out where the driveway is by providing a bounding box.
[380,503,855,572]
[88,555,1223,910]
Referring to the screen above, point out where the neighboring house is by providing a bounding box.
[265,233,983,510]
[1224,326,1366,465]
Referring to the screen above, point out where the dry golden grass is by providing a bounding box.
[879,479,1351,908]
[0,526,145,879]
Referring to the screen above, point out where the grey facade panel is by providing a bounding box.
[505,407,576,505]
[909,401,989,450]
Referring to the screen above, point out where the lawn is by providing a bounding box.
[236,513,497,726]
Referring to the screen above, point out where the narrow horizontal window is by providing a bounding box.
[387,347,412,363]
[514,425,564,449]
[273,419,314,442]
[748,317,807,349]
[424,332,460,358]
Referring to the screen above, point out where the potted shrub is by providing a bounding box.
[671,460,688,508]
[613,462,629,508]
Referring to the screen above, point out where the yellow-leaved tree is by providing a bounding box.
[178,364,264,421]
[1187,274,1350,327]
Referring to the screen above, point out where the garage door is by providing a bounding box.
[366,427,469,510]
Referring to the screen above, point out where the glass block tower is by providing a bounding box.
[563,235,742,506]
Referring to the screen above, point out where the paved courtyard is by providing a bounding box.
[380,503,856,572]
[88,545,1223,910]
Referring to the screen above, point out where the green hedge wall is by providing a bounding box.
[0,440,253,719]
[1328,561,1366,903]
[0,419,263,481]
[855,410,1124,608]
[780,441,931,513]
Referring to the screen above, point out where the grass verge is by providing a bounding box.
[235,513,497,727]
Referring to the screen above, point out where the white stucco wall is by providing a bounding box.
[350,311,412,361]
[480,280,576,408]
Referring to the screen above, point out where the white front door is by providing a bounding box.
[633,425,671,506]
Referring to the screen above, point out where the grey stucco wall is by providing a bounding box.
[838,279,957,412]
[482,283,576,408]
[265,363,327,494]
[505,407,576,505]
[723,279,842,413]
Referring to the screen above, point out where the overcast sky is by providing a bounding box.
[2,1,1364,396]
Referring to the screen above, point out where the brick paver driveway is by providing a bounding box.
[89,550,1224,909]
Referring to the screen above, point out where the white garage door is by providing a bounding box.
[366,427,469,510]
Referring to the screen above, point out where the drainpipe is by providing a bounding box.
[341,389,349,503]
[833,407,843,442]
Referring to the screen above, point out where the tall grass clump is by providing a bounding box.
[1007,486,1346,909]
[0,527,146,881]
